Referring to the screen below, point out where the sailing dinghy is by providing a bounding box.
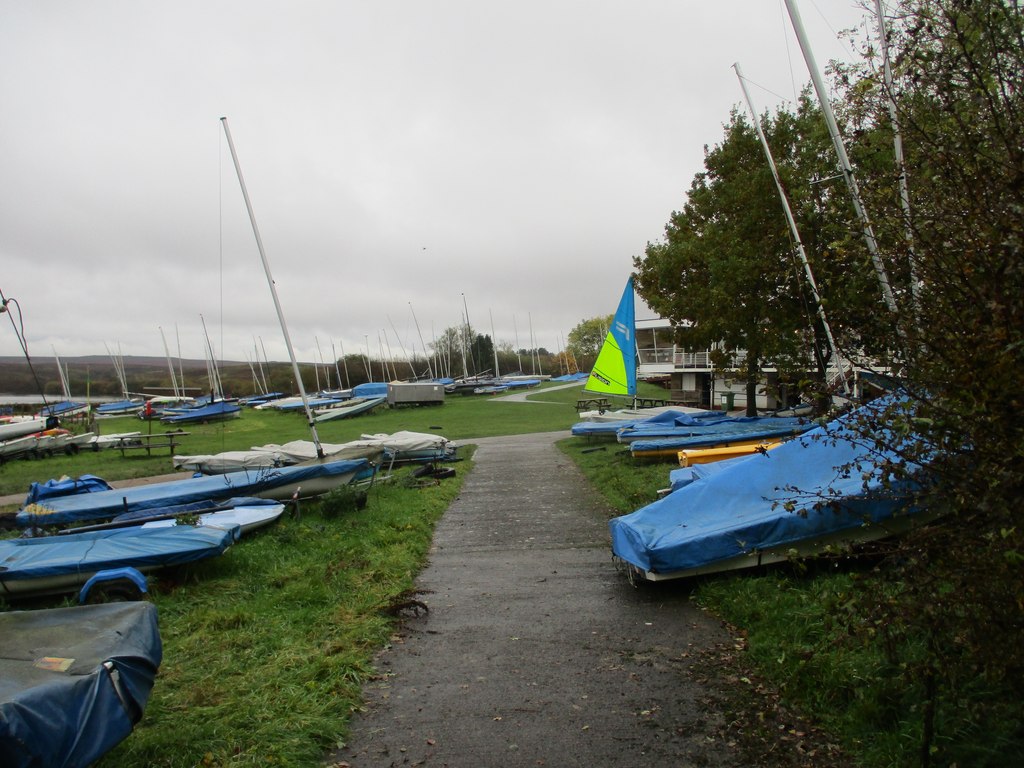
[583,277,638,406]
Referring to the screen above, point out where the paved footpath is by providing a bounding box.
[329,431,740,768]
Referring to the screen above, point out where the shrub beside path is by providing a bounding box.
[328,430,745,767]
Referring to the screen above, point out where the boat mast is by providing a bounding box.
[733,62,850,395]
[387,314,417,379]
[52,347,71,401]
[220,117,324,458]
[331,341,344,391]
[489,309,500,378]
[409,303,434,380]
[874,0,919,316]
[313,337,324,392]
[461,293,476,376]
[158,327,181,399]
[338,338,351,389]
[513,314,523,372]
[782,0,898,316]
[199,314,224,399]
[364,334,373,383]
[175,324,185,398]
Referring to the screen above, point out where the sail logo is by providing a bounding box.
[614,321,631,341]
[593,372,611,386]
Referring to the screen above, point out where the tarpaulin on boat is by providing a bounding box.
[628,422,814,457]
[16,458,369,527]
[610,399,922,577]
[0,602,161,767]
[353,382,388,397]
[24,474,113,505]
[0,525,238,596]
[571,409,716,437]
[616,414,812,443]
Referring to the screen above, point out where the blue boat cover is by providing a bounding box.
[0,602,161,767]
[161,400,241,424]
[95,399,143,414]
[610,399,921,576]
[628,421,814,456]
[617,414,811,442]
[570,409,732,437]
[667,458,739,492]
[24,474,113,505]
[112,496,281,524]
[0,525,238,591]
[353,382,389,397]
[16,458,369,527]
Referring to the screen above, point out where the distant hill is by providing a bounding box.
[0,355,299,399]
[0,352,398,401]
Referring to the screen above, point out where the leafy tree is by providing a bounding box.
[635,106,845,414]
[566,315,613,366]
[821,2,1024,763]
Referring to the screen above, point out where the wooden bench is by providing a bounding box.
[634,397,670,408]
[116,430,189,457]
[576,397,611,412]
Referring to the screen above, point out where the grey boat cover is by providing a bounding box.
[0,602,161,767]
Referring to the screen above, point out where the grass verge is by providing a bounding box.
[557,436,1023,768]
[92,453,472,767]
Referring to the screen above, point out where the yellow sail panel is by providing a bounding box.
[583,277,637,398]
[584,331,630,396]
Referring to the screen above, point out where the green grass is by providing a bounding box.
[0,382,567,502]
[98,459,470,767]
[557,437,1024,768]
[18,383,989,766]
[0,381,670,502]
[0,381,667,765]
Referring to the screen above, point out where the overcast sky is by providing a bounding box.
[0,0,874,371]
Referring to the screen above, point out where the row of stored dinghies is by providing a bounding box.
[576,277,929,583]
[570,396,928,583]
[0,422,458,762]
[2,428,456,598]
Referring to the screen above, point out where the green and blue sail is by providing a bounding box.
[584,277,637,400]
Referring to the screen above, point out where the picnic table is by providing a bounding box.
[116,430,189,457]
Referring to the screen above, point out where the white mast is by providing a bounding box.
[52,347,72,401]
[331,341,344,391]
[782,0,898,316]
[461,293,475,376]
[387,314,416,379]
[364,334,372,383]
[513,314,523,372]
[489,308,500,378]
[313,337,323,392]
[158,327,181,399]
[409,302,434,380]
[733,62,850,395]
[175,325,185,397]
[874,0,919,315]
[338,338,351,389]
[199,313,224,399]
[220,117,324,458]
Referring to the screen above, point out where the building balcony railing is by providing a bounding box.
[673,350,711,368]
[637,348,674,365]
[637,348,712,369]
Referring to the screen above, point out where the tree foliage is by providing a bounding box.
[566,314,613,363]
[634,96,897,412]
[636,0,1024,761]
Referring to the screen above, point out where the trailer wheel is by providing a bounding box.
[83,578,146,604]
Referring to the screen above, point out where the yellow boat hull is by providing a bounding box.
[677,440,782,467]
